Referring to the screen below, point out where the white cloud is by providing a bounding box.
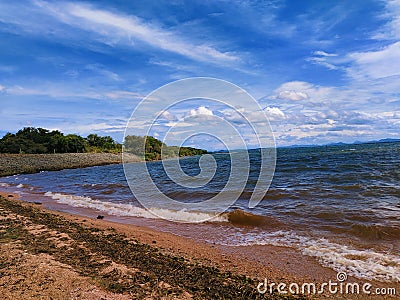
[327,119,335,125]
[219,107,272,125]
[373,0,400,40]
[264,106,285,121]
[307,57,339,70]
[32,1,239,65]
[274,81,334,103]
[348,42,400,79]
[59,122,126,135]
[219,108,242,123]
[105,90,144,100]
[317,110,339,119]
[307,50,339,70]
[84,64,120,81]
[313,50,337,57]
[0,84,4,92]
[160,111,177,121]
[186,106,214,117]
[4,84,104,99]
[278,90,308,101]
[260,78,400,145]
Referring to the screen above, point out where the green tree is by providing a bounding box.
[86,133,121,152]
[0,127,205,156]
[61,134,87,153]
[123,135,207,161]
[124,135,145,156]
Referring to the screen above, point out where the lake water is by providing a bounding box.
[1,141,399,282]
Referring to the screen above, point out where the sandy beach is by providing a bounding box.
[1,191,398,299]
[0,192,288,300]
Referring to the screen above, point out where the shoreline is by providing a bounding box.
[0,193,289,299]
[1,192,398,299]
[0,153,141,177]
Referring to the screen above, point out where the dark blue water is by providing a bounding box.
[1,141,400,282]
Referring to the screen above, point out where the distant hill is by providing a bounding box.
[280,138,400,149]
[377,138,400,143]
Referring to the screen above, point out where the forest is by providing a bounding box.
[0,127,121,154]
[0,127,207,160]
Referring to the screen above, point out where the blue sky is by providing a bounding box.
[0,0,399,148]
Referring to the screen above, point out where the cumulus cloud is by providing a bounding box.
[186,106,214,117]
[0,84,4,92]
[278,90,308,101]
[159,111,177,121]
[219,108,244,124]
[264,106,285,120]
[260,77,400,145]
[316,109,339,119]
[274,81,334,104]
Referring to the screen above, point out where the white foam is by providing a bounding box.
[37,190,400,282]
[43,191,227,223]
[0,183,10,187]
[213,230,400,282]
[16,184,24,188]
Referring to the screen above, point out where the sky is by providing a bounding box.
[0,0,399,148]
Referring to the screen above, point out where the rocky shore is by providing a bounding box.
[0,153,141,177]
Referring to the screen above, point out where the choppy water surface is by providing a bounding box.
[2,141,399,282]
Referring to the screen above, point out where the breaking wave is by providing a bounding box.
[44,191,227,223]
[213,230,400,282]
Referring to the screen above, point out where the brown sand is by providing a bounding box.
[0,192,398,299]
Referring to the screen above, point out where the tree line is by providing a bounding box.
[0,127,121,154]
[123,135,208,160]
[0,127,208,160]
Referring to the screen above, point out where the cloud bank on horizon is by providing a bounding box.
[0,0,399,148]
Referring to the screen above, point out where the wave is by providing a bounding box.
[350,223,400,240]
[43,191,227,223]
[213,230,400,282]
[225,209,284,228]
[82,183,127,189]
[19,191,400,282]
